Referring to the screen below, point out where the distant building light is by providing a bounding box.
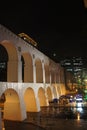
[0,63,6,68]
[65,63,71,65]
[53,53,56,57]
[66,68,72,71]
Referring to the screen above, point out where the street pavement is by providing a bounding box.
[3,116,87,130]
[2,103,87,130]
[4,120,45,130]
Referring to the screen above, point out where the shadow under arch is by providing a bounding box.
[2,88,22,121]
[24,87,37,112]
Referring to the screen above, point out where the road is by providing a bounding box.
[2,102,87,130]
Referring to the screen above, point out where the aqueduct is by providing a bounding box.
[0,24,66,121]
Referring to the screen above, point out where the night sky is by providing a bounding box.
[0,0,87,63]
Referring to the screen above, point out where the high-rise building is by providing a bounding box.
[60,57,87,91]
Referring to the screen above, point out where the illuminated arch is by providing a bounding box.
[3,88,21,120]
[24,88,37,112]
[38,87,47,106]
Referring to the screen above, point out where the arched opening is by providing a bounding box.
[38,87,47,107]
[24,88,37,112]
[35,59,43,83]
[44,64,50,83]
[21,53,33,82]
[0,40,18,82]
[51,71,56,83]
[2,89,22,121]
[0,45,8,81]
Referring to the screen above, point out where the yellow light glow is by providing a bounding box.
[77,112,80,120]
[83,0,87,8]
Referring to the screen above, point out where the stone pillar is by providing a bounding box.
[45,91,49,106]
[50,71,52,84]
[35,96,40,112]
[33,60,36,83]
[18,93,27,121]
[18,60,22,82]
[42,62,45,84]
